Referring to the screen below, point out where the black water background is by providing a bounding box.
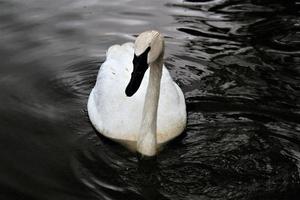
[0,0,300,199]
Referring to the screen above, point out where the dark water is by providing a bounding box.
[0,0,300,199]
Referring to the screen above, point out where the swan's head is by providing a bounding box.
[134,30,164,64]
[125,30,164,97]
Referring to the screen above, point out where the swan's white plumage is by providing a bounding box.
[88,42,186,151]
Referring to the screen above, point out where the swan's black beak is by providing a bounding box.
[125,47,151,97]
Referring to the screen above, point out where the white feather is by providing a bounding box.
[88,40,186,154]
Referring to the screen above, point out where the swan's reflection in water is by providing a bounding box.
[71,103,299,199]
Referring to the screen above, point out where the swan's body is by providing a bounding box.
[88,31,186,156]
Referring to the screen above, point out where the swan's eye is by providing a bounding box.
[133,55,138,65]
[132,46,151,67]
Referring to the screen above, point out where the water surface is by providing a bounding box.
[0,0,300,199]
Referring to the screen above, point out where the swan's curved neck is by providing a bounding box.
[137,55,163,156]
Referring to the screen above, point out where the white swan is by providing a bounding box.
[87,30,186,157]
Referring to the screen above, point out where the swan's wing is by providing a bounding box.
[88,42,145,141]
[157,68,187,143]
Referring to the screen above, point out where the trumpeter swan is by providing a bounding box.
[88,30,186,157]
